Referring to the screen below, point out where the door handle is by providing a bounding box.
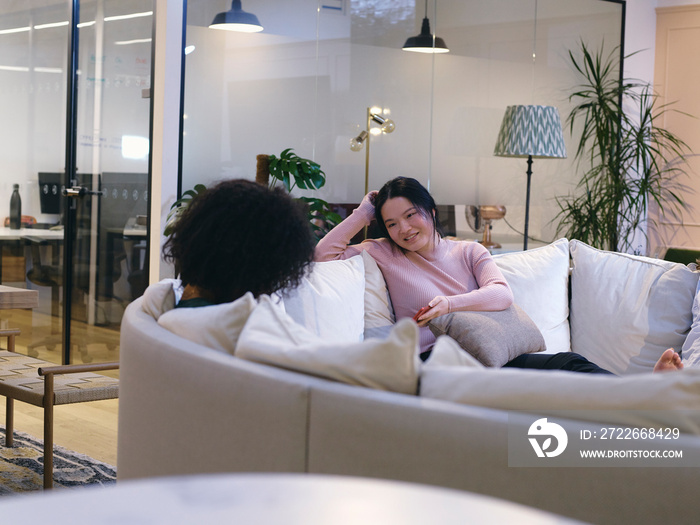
[63,186,105,198]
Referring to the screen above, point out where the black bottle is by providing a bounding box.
[9,184,21,230]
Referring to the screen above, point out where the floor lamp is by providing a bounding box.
[350,108,396,194]
[493,105,566,250]
[350,108,396,236]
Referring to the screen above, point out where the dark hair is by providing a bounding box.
[373,176,444,243]
[163,179,315,303]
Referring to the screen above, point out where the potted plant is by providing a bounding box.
[166,149,340,241]
[164,183,207,236]
[554,41,692,253]
[259,148,341,241]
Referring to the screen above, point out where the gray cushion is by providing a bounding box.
[428,305,546,367]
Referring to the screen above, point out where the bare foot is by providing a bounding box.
[653,348,684,373]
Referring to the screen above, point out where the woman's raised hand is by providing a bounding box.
[359,190,378,211]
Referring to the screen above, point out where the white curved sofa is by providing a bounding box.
[118,240,700,524]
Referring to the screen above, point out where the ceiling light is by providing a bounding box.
[402,0,449,54]
[210,1,263,33]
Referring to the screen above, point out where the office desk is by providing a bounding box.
[105,218,147,301]
[0,227,63,285]
[0,227,63,241]
[0,285,39,309]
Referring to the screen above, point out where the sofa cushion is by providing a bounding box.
[428,305,546,367]
[141,279,180,320]
[422,335,484,369]
[570,240,699,375]
[682,280,700,368]
[420,366,700,434]
[157,292,256,354]
[236,295,420,394]
[492,238,570,354]
[283,255,365,343]
[361,250,395,331]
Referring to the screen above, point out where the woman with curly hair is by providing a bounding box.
[163,178,315,307]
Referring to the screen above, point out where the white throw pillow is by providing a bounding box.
[492,238,571,354]
[157,292,256,354]
[420,366,700,434]
[361,250,395,330]
[569,240,699,375]
[682,279,700,368]
[236,295,420,394]
[141,279,181,320]
[283,255,365,343]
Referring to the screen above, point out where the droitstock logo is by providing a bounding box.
[528,418,568,458]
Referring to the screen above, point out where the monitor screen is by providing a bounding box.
[37,172,63,214]
[100,172,148,230]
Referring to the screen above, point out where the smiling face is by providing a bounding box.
[380,196,436,255]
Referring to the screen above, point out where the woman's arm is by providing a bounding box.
[415,243,513,324]
[314,191,377,261]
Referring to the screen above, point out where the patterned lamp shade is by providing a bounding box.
[493,105,566,159]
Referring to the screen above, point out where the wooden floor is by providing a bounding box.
[1,307,119,467]
[0,397,118,467]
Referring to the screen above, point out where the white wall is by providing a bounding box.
[180,0,624,245]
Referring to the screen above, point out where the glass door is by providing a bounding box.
[66,0,152,364]
[0,0,152,365]
[0,1,71,362]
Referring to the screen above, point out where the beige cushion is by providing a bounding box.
[157,292,256,354]
[141,279,179,320]
[236,296,420,394]
[420,366,700,435]
[682,280,700,368]
[283,255,365,343]
[570,240,699,375]
[492,238,570,354]
[361,250,395,330]
[428,305,546,367]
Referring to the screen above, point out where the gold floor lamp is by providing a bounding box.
[350,108,396,236]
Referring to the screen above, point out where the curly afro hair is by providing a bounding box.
[163,179,315,304]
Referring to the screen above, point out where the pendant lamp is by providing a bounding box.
[402,0,448,54]
[210,0,263,33]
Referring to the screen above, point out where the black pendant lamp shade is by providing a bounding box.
[402,0,449,53]
[210,0,263,33]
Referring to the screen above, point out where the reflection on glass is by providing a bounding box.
[0,1,152,365]
[181,0,622,245]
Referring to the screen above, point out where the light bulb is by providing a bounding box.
[349,131,367,151]
[381,118,395,134]
[370,113,396,134]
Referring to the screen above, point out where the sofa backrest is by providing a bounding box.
[118,297,312,480]
[569,239,699,374]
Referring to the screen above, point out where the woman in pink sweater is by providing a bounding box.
[315,177,682,373]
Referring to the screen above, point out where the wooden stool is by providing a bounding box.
[0,329,119,489]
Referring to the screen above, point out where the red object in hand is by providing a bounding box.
[413,306,430,322]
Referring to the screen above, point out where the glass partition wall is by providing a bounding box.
[0,0,152,365]
[182,0,623,244]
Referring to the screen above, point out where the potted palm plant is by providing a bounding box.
[555,41,692,253]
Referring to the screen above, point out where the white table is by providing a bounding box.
[0,473,580,524]
[0,226,64,240]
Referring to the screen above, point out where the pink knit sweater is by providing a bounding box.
[315,202,514,353]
